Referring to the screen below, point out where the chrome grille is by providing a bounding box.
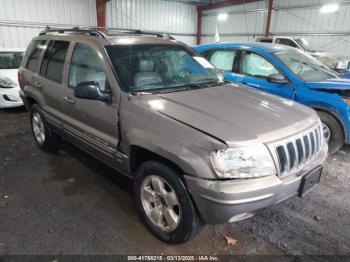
[274,124,323,176]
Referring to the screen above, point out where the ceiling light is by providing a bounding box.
[320,4,339,13]
[217,13,228,21]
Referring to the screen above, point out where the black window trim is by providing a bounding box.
[39,40,55,77]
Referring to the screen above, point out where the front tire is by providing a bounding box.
[318,111,344,154]
[133,161,203,244]
[30,104,60,152]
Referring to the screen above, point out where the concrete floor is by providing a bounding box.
[0,107,349,255]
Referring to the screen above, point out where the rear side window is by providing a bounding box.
[40,41,69,83]
[259,39,273,43]
[69,43,109,91]
[275,38,298,48]
[25,40,46,72]
[208,50,236,71]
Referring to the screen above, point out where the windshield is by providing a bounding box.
[295,38,315,52]
[275,49,337,82]
[0,52,24,69]
[106,44,224,94]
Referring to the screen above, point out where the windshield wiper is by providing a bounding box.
[158,86,192,93]
[192,79,229,87]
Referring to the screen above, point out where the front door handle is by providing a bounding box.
[63,96,76,104]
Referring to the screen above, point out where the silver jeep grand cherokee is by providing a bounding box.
[18,27,328,244]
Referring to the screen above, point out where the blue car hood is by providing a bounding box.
[306,78,350,90]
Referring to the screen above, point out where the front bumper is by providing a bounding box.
[0,87,23,108]
[185,142,328,224]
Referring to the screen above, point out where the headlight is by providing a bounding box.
[337,59,350,70]
[0,76,17,88]
[210,145,276,179]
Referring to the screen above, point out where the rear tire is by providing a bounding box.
[133,161,204,244]
[317,111,344,154]
[30,104,60,152]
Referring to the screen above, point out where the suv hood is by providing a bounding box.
[306,78,350,91]
[138,84,318,147]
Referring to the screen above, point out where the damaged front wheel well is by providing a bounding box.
[129,146,184,176]
[25,96,38,111]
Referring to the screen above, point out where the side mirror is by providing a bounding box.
[74,81,111,103]
[267,73,288,84]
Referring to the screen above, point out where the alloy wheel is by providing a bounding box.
[322,122,331,143]
[32,112,46,144]
[141,175,181,232]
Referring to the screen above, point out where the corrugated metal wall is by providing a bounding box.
[271,0,350,56]
[106,0,197,45]
[0,0,97,48]
[2,0,350,54]
[201,0,350,56]
[201,1,267,44]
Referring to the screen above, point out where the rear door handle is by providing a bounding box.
[63,96,76,104]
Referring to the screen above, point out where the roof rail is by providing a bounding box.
[39,26,175,40]
[104,27,175,40]
[39,26,106,38]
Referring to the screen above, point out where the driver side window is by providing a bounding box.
[241,52,278,78]
[69,43,109,91]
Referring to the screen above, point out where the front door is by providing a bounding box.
[236,50,294,99]
[60,42,119,161]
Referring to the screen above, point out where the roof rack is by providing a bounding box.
[39,26,175,40]
[39,26,106,38]
[104,27,175,40]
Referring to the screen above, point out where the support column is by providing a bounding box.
[196,10,202,45]
[265,0,273,37]
[96,0,107,30]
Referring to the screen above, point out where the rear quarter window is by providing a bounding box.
[25,40,46,72]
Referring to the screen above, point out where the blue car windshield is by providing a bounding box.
[106,44,224,94]
[275,49,337,82]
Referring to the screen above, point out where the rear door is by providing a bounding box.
[236,50,294,99]
[60,42,120,162]
[36,40,70,125]
[21,40,47,102]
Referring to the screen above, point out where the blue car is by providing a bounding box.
[193,43,350,153]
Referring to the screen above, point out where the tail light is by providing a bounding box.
[18,70,23,88]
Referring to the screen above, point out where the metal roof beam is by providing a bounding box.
[197,0,258,12]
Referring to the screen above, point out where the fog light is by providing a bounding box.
[3,95,17,102]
